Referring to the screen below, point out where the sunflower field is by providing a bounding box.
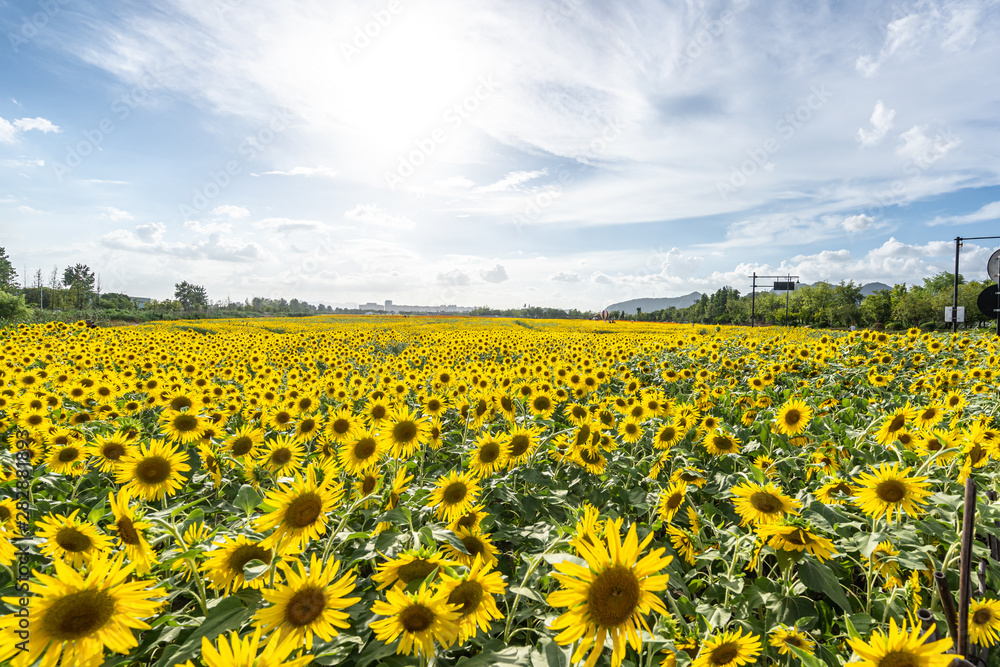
[1,316,1000,667]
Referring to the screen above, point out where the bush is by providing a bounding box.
[0,290,32,323]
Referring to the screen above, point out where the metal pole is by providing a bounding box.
[953,237,961,333]
[785,275,790,326]
[958,477,976,658]
[751,273,756,327]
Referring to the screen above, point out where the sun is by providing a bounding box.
[548,519,673,667]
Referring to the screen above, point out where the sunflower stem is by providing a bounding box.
[503,535,569,643]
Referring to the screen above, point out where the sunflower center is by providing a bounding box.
[443,482,468,505]
[0,506,10,522]
[667,493,683,510]
[580,449,602,465]
[108,513,139,545]
[784,409,801,425]
[832,483,854,496]
[271,447,292,466]
[876,480,906,503]
[920,409,937,421]
[135,456,172,484]
[509,435,530,457]
[974,608,994,625]
[785,636,803,647]
[333,418,351,435]
[102,443,126,460]
[888,415,906,433]
[55,527,93,553]
[456,512,479,530]
[299,419,316,435]
[398,559,437,585]
[447,580,484,617]
[362,476,377,495]
[170,396,193,411]
[285,492,322,528]
[399,604,435,633]
[878,651,919,667]
[479,442,500,464]
[42,589,116,641]
[57,447,80,463]
[393,421,418,444]
[284,587,326,627]
[354,438,377,459]
[659,428,677,442]
[785,530,813,546]
[713,436,734,451]
[173,414,199,432]
[709,642,739,666]
[371,405,386,420]
[227,544,272,573]
[461,535,485,557]
[231,436,254,456]
[533,396,551,411]
[749,492,784,514]
[587,565,641,627]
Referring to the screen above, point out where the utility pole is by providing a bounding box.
[951,235,1000,333]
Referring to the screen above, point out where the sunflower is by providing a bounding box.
[816,477,855,505]
[757,522,836,562]
[691,627,761,667]
[36,510,113,568]
[159,409,209,444]
[91,432,135,472]
[969,599,1000,647]
[769,625,815,656]
[469,432,508,477]
[527,391,557,419]
[202,534,300,593]
[338,426,382,474]
[773,399,812,437]
[107,490,156,575]
[256,465,344,548]
[370,583,461,658]
[380,405,429,459]
[505,424,544,466]
[195,626,313,667]
[619,419,644,444]
[428,470,482,523]
[325,407,361,444]
[253,553,360,650]
[657,482,688,523]
[450,505,490,534]
[115,439,191,501]
[45,441,90,476]
[265,405,297,431]
[0,553,160,667]
[914,403,946,429]
[653,421,683,450]
[853,463,932,523]
[730,481,800,526]
[439,555,507,642]
[703,430,742,457]
[876,405,917,445]
[257,435,307,477]
[224,424,266,462]
[442,527,499,567]
[548,519,673,667]
[847,618,952,667]
[373,547,457,590]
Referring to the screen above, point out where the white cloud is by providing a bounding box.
[474,170,548,193]
[184,219,233,234]
[842,214,873,232]
[481,264,508,283]
[252,217,323,233]
[551,271,581,282]
[896,125,961,169]
[344,204,415,230]
[434,176,475,189]
[0,116,60,142]
[102,222,266,262]
[591,272,614,285]
[929,201,1000,226]
[437,269,471,286]
[258,166,339,178]
[211,205,250,219]
[12,117,60,133]
[856,13,929,77]
[0,158,44,168]
[104,207,133,222]
[857,101,895,147]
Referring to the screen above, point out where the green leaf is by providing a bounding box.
[234,484,261,515]
[152,596,255,667]
[787,644,827,667]
[541,552,588,568]
[431,526,469,554]
[798,559,852,613]
[456,646,533,666]
[243,558,268,581]
[510,585,546,603]
[354,639,399,667]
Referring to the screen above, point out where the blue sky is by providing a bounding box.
[2,0,999,310]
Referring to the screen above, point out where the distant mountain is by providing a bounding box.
[604,292,702,315]
[860,282,891,296]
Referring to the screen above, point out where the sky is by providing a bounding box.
[1,0,1000,310]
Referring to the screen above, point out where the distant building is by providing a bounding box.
[131,297,151,309]
[359,302,382,311]
[385,300,393,311]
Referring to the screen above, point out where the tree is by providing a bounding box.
[0,289,32,322]
[923,271,962,294]
[861,289,893,325]
[174,281,209,309]
[63,264,96,309]
[0,247,17,292]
